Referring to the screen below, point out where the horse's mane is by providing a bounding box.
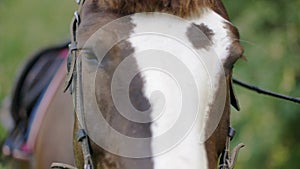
[97,0,218,17]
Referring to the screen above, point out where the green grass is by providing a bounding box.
[0,0,76,100]
[0,0,76,167]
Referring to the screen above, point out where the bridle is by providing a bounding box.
[64,0,94,169]
[51,1,91,167]
[53,0,299,169]
[53,1,245,169]
[218,128,245,169]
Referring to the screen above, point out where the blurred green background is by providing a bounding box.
[225,0,300,169]
[0,0,299,169]
[0,0,75,168]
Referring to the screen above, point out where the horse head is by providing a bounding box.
[71,1,244,169]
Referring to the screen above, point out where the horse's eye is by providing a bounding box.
[82,50,99,65]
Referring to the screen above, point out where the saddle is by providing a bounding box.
[1,42,69,160]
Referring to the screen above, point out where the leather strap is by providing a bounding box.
[51,162,78,169]
[218,127,245,169]
[230,80,240,111]
[63,1,94,169]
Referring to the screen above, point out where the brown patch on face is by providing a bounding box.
[75,6,154,169]
[204,75,231,169]
[203,21,243,169]
[93,34,154,169]
[197,23,215,41]
[186,23,214,49]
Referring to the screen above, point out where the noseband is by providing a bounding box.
[55,1,244,169]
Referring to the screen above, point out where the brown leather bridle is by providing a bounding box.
[65,0,94,169]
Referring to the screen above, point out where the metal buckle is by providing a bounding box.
[219,127,245,169]
[75,0,81,4]
[228,127,236,140]
[74,11,80,25]
[77,129,87,142]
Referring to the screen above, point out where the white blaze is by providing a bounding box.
[129,9,232,169]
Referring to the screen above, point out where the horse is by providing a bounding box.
[1,44,75,169]
[3,81,75,169]
[67,0,245,169]
[31,61,75,169]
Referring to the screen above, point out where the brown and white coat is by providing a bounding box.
[74,1,243,169]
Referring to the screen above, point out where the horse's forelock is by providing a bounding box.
[94,0,220,17]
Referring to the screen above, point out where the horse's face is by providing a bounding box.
[74,1,243,169]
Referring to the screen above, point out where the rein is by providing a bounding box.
[233,78,300,104]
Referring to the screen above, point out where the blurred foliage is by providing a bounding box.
[0,0,299,169]
[0,0,76,167]
[0,0,76,101]
[223,0,300,169]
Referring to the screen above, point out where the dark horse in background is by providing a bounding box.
[71,0,244,169]
[1,42,75,169]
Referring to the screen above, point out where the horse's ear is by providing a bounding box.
[230,79,240,111]
[224,41,244,73]
[223,23,244,73]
